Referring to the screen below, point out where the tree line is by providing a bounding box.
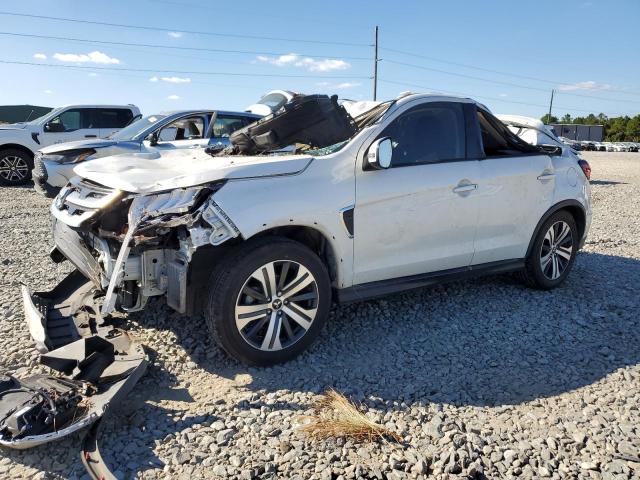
[540,113,640,142]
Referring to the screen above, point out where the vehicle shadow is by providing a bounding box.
[177,250,640,408]
[590,179,627,186]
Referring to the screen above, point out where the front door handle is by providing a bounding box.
[452,183,477,194]
[85,135,97,138]
[537,172,555,181]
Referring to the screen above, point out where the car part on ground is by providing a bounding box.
[1,273,147,478]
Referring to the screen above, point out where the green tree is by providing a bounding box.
[561,113,572,123]
[625,116,640,141]
[540,114,558,124]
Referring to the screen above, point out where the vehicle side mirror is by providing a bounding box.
[366,137,393,170]
[44,122,65,133]
[148,131,159,146]
[540,144,562,156]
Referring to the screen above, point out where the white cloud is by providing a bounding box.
[33,53,47,60]
[257,53,350,72]
[150,76,191,84]
[557,81,611,91]
[499,93,508,97]
[167,94,180,100]
[335,82,361,89]
[161,76,191,84]
[88,72,99,77]
[315,81,360,90]
[44,89,52,94]
[53,51,120,65]
[168,31,183,38]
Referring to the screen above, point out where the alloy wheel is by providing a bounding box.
[235,260,319,351]
[0,155,29,183]
[540,221,573,280]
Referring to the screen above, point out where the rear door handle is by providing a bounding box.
[84,135,97,138]
[452,183,477,194]
[537,172,555,181]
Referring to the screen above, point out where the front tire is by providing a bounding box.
[520,210,578,289]
[205,237,331,366]
[0,148,33,186]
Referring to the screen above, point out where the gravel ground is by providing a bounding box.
[1,151,639,479]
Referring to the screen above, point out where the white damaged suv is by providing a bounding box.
[23,94,591,365]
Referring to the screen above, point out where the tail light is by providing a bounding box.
[578,159,591,180]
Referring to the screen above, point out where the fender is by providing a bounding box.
[525,199,587,258]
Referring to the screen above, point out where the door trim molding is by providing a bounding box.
[335,258,524,303]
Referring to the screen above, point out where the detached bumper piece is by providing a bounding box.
[5,271,148,480]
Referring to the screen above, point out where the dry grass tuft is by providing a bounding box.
[298,389,402,443]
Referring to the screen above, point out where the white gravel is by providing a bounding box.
[1,151,639,479]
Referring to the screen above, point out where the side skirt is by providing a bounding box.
[335,259,525,303]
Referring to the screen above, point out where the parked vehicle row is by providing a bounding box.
[557,138,640,152]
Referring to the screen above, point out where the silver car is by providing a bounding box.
[33,109,261,196]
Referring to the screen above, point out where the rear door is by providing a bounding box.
[472,108,555,264]
[150,113,212,150]
[208,113,255,147]
[95,108,134,138]
[353,100,481,284]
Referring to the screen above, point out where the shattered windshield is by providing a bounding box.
[108,114,167,140]
[306,140,349,157]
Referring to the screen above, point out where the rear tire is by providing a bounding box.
[0,148,33,186]
[519,210,578,289]
[204,237,331,366]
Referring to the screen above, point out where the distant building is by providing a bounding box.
[551,123,604,142]
[0,105,52,124]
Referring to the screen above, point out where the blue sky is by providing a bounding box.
[0,0,638,119]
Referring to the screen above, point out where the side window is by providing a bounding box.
[157,116,206,142]
[94,109,134,129]
[380,102,466,167]
[476,109,539,157]
[48,109,91,131]
[211,115,249,138]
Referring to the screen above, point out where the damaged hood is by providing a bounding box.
[40,139,122,155]
[73,149,313,194]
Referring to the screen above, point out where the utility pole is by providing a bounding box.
[373,25,379,101]
[547,89,554,124]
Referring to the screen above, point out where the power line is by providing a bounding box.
[382,59,640,104]
[0,11,371,47]
[0,59,372,79]
[0,31,371,61]
[379,79,627,117]
[381,46,640,97]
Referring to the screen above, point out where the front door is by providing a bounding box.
[40,108,99,146]
[353,101,481,285]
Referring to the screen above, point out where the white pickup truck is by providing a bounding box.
[0,104,141,186]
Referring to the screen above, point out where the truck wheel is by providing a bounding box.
[519,210,578,290]
[0,148,32,186]
[205,237,331,366]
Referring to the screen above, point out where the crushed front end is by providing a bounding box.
[27,176,239,340]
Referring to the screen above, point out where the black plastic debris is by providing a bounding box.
[230,94,357,154]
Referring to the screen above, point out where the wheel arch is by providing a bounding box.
[249,225,339,284]
[0,143,35,159]
[186,225,341,314]
[525,199,587,258]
